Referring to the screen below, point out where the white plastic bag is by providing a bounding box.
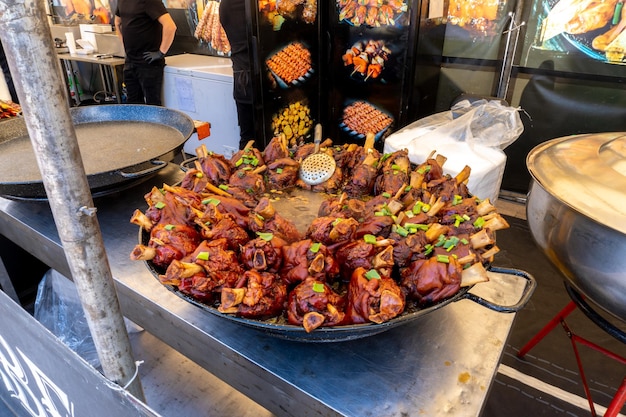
[384,99,523,202]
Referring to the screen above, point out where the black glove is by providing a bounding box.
[143,50,164,63]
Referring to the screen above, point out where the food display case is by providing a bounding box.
[248,0,431,147]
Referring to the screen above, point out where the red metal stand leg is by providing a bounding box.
[604,377,626,417]
[517,294,626,416]
[517,301,577,358]
[562,320,597,417]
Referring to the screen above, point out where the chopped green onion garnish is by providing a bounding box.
[312,282,325,293]
[256,213,265,221]
[382,192,391,198]
[462,214,471,221]
[276,168,283,174]
[235,158,244,167]
[365,269,381,280]
[412,202,423,214]
[443,236,459,250]
[416,165,431,174]
[195,172,203,178]
[460,238,469,245]
[375,206,390,216]
[202,198,221,206]
[257,232,273,241]
[218,184,229,191]
[310,242,321,253]
[454,215,464,228]
[437,254,450,263]
[404,185,412,192]
[434,234,446,247]
[424,244,433,255]
[197,251,209,261]
[404,223,429,231]
[332,218,342,226]
[422,203,431,212]
[452,195,463,206]
[363,234,377,244]
[395,225,408,237]
[473,217,485,228]
[164,224,175,231]
[444,242,455,251]
[380,153,392,163]
[155,202,166,209]
[391,164,402,171]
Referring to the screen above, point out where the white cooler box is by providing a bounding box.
[163,54,239,158]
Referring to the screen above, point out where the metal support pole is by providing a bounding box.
[0,0,144,401]
[496,0,526,100]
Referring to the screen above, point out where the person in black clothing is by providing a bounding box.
[114,0,177,106]
[219,0,257,149]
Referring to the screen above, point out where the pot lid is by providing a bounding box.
[527,132,626,235]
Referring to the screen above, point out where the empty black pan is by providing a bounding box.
[0,105,194,200]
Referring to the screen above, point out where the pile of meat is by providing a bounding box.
[130,136,509,332]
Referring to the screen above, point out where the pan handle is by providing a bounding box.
[461,266,536,313]
[179,155,198,172]
[119,160,167,178]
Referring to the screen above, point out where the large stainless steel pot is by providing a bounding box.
[526,132,626,322]
[0,105,194,200]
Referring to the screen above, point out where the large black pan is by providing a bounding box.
[177,267,535,342]
[141,226,535,342]
[0,105,194,200]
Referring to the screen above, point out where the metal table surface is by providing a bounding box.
[0,163,527,417]
[57,53,125,104]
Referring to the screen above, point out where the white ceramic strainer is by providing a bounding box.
[299,124,336,185]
